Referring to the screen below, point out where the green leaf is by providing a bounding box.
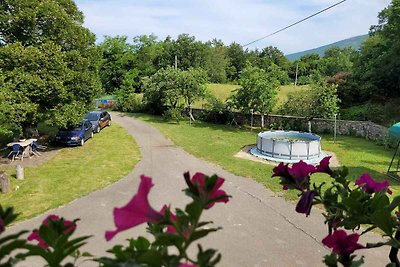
[389,196,400,211]
[190,228,221,242]
[153,233,184,247]
[185,201,202,220]
[350,256,364,267]
[323,253,338,267]
[137,250,164,266]
[370,192,390,211]
[81,252,93,257]
[135,237,150,251]
[370,209,395,236]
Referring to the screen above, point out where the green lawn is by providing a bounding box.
[193,83,310,110]
[277,85,309,105]
[132,113,399,199]
[0,124,140,221]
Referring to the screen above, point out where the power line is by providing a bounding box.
[242,0,348,47]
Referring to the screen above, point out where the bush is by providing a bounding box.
[280,79,340,119]
[340,103,385,123]
[198,95,233,124]
[116,93,143,113]
[162,107,184,123]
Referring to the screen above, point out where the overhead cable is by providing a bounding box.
[242,0,348,47]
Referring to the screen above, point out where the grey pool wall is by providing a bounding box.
[250,131,327,164]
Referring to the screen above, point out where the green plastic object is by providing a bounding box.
[389,122,400,139]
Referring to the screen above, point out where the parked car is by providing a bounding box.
[55,120,94,146]
[84,110,112,133]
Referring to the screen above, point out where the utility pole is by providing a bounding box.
[294,63,299,88]
[174,55,178,70]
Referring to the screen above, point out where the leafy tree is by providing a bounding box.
[0,0,101,131]
[167,34,209,70]
[321,47,356,77]
[142,67,207,115]
[290,54,323,85]
[204,40,229,83]
[98,36,136,94]
[0,0,91,49]
[353,0,400,98]
[266,63,290,85]
[226,43,247,81]
[131,34,166,90]
[280,79,340,119]
[179,68,207,107]
[258,46,290,72]
[228,64,279,114]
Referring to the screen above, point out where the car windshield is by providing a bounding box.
[85,113,100,121]
[72,124,84,131]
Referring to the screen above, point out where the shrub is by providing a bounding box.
[162,107,184,123]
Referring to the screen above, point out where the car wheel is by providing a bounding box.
[108,120,111,126]
[96,126,101,133]
[80,138,84,146]
[90,132,94,138]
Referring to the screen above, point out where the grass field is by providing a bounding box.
[133,113,399,199]
[193,83,309,110]
[0,124,140,221]
[277,85,309,105]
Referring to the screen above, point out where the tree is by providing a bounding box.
[280,79,340,119]
[204,40,229,83]
[228,64,279,114]
[321,47,356,77]
[167,34,209,70]
[226,43,246,81]
[179,68,207,107]
[142,67,207,115]
[0,0,92,49]
[98,36,136,94]
[353,0,400,97]
[0,0,101,131]
[290,54,323,85]
[258,46,290,72]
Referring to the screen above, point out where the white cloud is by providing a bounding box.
[76,0,392,54]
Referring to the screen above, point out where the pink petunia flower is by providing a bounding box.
[179,263,197,267]
[295,190,317,217]
[272,162,290,178]
[0,218,4,234]
[314,156,333,175]
[272,162,292,190]
[27,215,76,249]
[191,172,229,209]
[160,205,178,234]
[355,173,392,195]
[105,175,163,241]
[289,160,315,189]
[322,230,364,255]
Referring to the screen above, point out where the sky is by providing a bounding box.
[75,0,392,54]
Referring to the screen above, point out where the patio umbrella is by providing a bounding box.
[389,122,400,139]
[387,122,400,179]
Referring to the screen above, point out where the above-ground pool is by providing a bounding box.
[250,131,327,164]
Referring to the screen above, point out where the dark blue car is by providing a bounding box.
[55,120,94,146]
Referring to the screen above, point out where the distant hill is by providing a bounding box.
[285,34,368,61]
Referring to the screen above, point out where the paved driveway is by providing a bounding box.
[9,113,389,266]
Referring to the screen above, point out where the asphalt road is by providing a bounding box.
[9,113,389,266]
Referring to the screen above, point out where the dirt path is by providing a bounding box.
[8,113,388,267]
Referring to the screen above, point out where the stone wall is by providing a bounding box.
[191,108,388,141]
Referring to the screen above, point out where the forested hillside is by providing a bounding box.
[286,34,368,61]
